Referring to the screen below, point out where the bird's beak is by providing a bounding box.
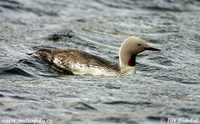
[145,46,160,51]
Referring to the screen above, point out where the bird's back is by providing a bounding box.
[35,48,120,76]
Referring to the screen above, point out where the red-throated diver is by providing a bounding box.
[35,36,160,76]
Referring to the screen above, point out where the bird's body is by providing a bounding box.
[36,49,121,76]
[35,36,159,76]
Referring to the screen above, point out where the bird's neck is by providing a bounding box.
[120,66,135,75]
[119,54,136,75]
[128,54,136,66]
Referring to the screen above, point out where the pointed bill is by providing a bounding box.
[145,46,160,51]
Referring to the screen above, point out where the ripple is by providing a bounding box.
[47,29,75,42]
[147,116,168,122]
[9,95,37,101]
[0,94,5,97]
[178,108,200,115]
[4,108,14,112]
[0,66,33,77]
[104,101,152,106]
[0,0,20,5]
[0,0,21,10]
[72,102,97,111]
[95,116,136,123]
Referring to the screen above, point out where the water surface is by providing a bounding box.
[0,0,200,124]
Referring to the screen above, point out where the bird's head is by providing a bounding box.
[119,36,160,67]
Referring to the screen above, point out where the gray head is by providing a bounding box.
[119,36,159,69]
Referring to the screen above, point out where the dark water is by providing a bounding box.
[0,0,200,124]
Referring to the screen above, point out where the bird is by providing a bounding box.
[35,36,160,76]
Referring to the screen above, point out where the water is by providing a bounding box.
[0,0,200,124]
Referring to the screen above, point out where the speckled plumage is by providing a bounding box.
[35,48,120,75]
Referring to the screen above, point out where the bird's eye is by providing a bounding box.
[138,43,142,46]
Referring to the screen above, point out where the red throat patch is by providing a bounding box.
[128,55,136,66]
